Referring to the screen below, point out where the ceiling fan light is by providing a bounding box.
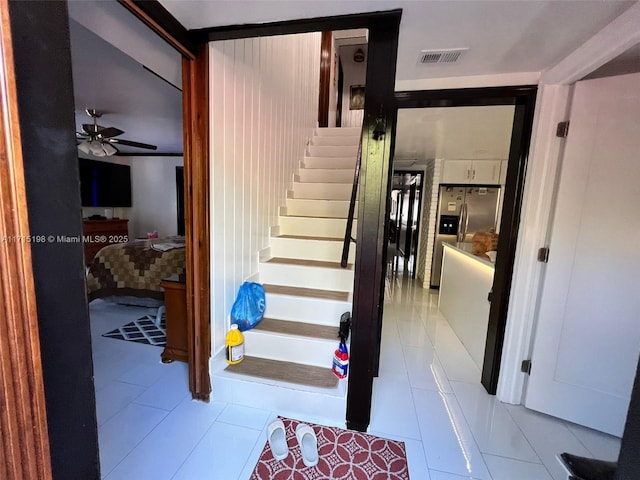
[102,143,117,156]
[89,140,106,157]
[77,141,91,155]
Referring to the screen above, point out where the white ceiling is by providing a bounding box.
[160,0,635,81]
[393,105,515,170]
[67,0,636,158]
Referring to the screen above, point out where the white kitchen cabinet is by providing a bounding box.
[441,159,502,184]
[441,160,471,183]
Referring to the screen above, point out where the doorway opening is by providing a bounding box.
[389,87,537,393]
[388,171,423,279]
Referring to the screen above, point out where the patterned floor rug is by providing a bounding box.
[250,417,409,479]
[102,315,166,347]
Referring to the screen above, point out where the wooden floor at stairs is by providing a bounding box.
[263,284,350,302]
[253,318,338,340]
[265,257,352,270]
[225,356,338,389]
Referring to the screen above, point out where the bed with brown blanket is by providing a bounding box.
[86,237,185,302]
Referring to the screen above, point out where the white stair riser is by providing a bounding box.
[285,198,356,218]
[270,237,355,263]
[211,372,346,424]
[278,216,357,238]
[243,331,336,368]
[292,182,352,200]
[311,135,360,146]
[316,127,360,137]
[303,156,357,169]
[260,262,354,292]
[298,169,354,183]
[264,293,350,326]
[308,145,358,157]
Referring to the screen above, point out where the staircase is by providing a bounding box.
[212,127,360,423]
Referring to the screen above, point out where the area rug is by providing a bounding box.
[102,314,166,347]
[250,417,409,479]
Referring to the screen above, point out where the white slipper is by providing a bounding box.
[295,423,318,467]
[267,419,289,461]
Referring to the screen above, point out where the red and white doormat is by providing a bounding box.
[250,417,410,479]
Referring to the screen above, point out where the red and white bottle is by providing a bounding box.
[332,341,349,379]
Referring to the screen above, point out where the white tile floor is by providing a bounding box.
[90,275,621,479]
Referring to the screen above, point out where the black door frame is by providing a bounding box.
[389,170,424,278]
[394,86,537,394]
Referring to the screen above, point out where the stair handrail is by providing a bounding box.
[341,126,364,268]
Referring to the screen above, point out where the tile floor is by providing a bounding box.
[90,275,620,479]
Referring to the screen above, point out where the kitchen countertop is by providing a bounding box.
[443,242,495,269]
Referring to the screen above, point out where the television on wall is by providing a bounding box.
[78,158,132,207]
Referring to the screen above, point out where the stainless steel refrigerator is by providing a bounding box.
[430,185,501,287]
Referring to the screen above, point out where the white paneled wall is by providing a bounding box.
[209,33,321,354]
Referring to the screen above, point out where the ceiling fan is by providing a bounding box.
[76,109,157,157]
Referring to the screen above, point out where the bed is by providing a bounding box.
[86,237,186,304]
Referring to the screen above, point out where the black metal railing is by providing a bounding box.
[341,128,364,268]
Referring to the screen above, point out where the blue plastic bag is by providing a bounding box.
[230,282,266,331]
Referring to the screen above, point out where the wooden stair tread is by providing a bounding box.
[277,234,342,242]
[281,214,352,219]
[266,257,351,269]
[225,356,338,389]
[254,318,338,340]
[263,284,350,302]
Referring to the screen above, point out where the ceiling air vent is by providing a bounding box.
[419,48,468,65]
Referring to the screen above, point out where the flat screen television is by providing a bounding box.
[78,158,132,207]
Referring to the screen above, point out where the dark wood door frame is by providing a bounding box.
[318,31,332,127]
[0,1,52,477]
[120,0,211,401]
[395,86,537,394]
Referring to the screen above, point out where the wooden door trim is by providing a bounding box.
[182,45,211,400]
[121,0,211,400]
[318,31,332,127]
[0,1,52,477]
[117,0,197,59]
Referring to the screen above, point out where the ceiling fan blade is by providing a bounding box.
[76,132,90,140]
[82,123,107,135]
[109,138,158,150]
[98,127,125,138]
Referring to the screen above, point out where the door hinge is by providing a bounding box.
[487,289,493,303]
[556,121,570,138]
[537,247,550,263]
[521,359,532,375]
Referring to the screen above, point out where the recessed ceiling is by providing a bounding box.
[160,0,634,81]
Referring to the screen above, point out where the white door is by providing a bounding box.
[524,73,640,437]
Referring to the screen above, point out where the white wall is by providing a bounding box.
[128,156,184,239]
[339,44,367,128]
[209,33,321,354]
[80,155,184,239]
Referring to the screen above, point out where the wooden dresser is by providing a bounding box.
[160,274,188,363]
[82,219,129,265]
